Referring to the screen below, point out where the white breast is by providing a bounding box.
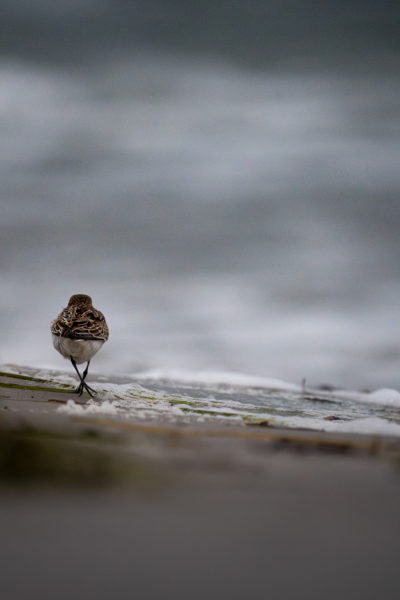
[52,334,104,364]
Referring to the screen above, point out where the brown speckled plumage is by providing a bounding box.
[51,294,109,341]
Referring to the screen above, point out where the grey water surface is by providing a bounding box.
[1,1,400,390]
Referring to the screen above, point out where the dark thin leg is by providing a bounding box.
[80,361,96,394]
[71,357,84,387]
[70,357,96,398]
[82,361,90,380]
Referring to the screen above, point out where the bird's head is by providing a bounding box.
[68,294,93,307]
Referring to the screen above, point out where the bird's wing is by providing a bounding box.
[51,307,109,341]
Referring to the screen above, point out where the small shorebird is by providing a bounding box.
[51,294,109,398]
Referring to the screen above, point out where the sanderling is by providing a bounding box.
[51,294,109,398]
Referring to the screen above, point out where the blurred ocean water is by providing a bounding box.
[1,2,399,390]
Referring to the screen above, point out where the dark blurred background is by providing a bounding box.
[1,0,399,388]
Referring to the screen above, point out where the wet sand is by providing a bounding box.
[1,368,399,600]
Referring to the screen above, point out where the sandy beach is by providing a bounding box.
[1,367,399,600]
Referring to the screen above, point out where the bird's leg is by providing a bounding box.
[70,356,84,392]
[80,361,96,395]
[82,361,90,380]
[70,357,95,398]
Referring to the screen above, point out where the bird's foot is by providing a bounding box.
[84,383,97,396]
[75,382,96,398]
